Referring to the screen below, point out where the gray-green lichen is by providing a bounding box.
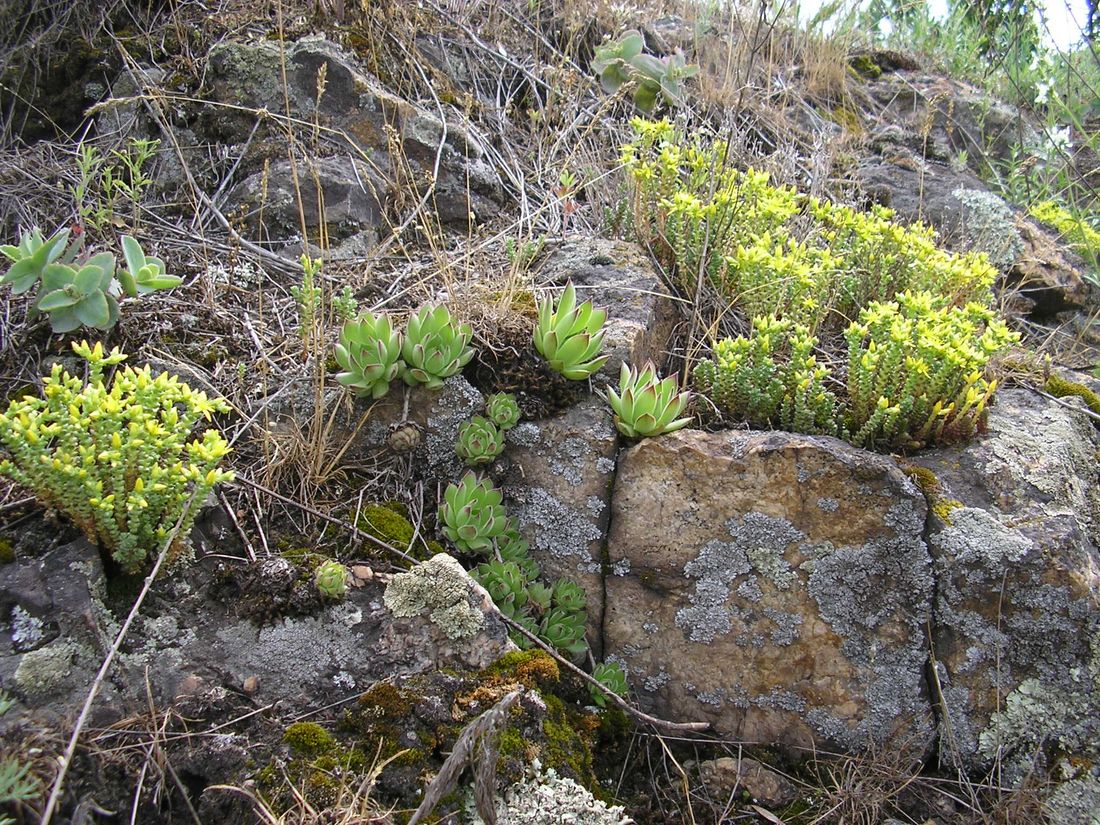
[508,486,602,568]
[10,605,45,651]
[383,553,485,640]
[475,767,633,825]
[14,640,77,699]
[1045,775,1100,825]
[952,187,1024,271]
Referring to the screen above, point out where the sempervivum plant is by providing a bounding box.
[485,392,521,430]
[402,304,475,389]
[455,415,504,466]
[533,281,609,380]
[498,528,539,581]
[540,605,588,658]
[606,361,692,438]
[440,472,508,554]
[473,560,529,618]
[334,311,404,399]
[314,559,348,600]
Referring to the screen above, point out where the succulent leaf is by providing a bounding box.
[533,280,608,380]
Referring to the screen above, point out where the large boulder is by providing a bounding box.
[603,429,935,755]
[912,388,1100,774]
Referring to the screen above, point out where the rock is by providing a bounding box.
[229,156,386,246]
[603,429,935,756]
[205,37,505,235]
[1008,216,1092,317]
[501,398,619,651]
[536,238,678,386]
[0,540,111,718]
[911,389,1100,774]
[696,756,797,808]
[382,553,516,669]
[862,72,1041,173]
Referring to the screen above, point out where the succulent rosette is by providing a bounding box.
[605,361,692,438]
[314,559,348,600]
[334,311,404,399]
[485,392,521,430]
[402,304,475,389]
[533,280,609,380]
[439,471,507,554]
[456,415,504,466]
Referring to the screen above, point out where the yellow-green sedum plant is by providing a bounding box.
[0,341,234,573]
[622,118,998,331]
[693,292,1019,451]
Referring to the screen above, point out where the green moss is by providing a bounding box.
[1045,374,1100,416]
[357,503,436,560]
[284,722,337,756]
[848,53,883,79]
[540,694,597,787]
[901,464,963,525]
[481,650,561,692]
[0,537,14,564]
[360,682,414,718]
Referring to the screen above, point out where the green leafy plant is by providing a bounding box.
[592,29,699,113]
[0,690,38,824]
[539,605,587,658]
[533,281,608,380]
[73,138,160,232]
[623,119,997,331]
[0,341,234,573]
[291,254,324,349]
[332,286,359,321]
[1030,200,1100,277]
[0,228,179,333]
[485,392,521,430]
[692,317,840,436]
[402,304,475,389]
[693,292,1019,451]
[497,527,539,580]
[505,235,546,271]
[455,415,505,466]
[439,472,508,554]
[605,362,693,438]
[334,311,405,399]
[314,559,348,600]
[473,559,529,618]
[589,661,629,709]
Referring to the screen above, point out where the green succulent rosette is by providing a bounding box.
[439,471,507,554]
[474,559,529,618]
[334,311,404,399]
[533,280,609,380]
[314,560,348,600]
[485,392,521,430]
[606,361,692,438]
[455,415,504,466]
[498,528,539,580]
[589,661,629,708]
[402,304,475,389]
[540,605,588,657]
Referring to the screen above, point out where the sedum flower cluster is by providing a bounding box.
[694,292,1019,451]
[623,118,998,331]
[0,341,234,572]
[1029,199,1100,275]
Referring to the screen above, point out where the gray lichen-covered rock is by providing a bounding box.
[603,429,935,755]
[382,554,515,669]
[501,399,618,652]
[913,389,1100,774]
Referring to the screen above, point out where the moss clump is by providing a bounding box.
[284,722,337,756]
[541,694,598,788]
[1045,374,1100,416]
[0,537,14,564]
[356,503,439,561]
[481,650,561,692]
[848,53,883,79]
[359,681,413,718]
[901,464,963,525]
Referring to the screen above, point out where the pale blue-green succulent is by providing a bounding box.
[485,392,521,430]
[439,472,508,554]
[402,304,475,389]
[334,311,404,399]
[605,361,692,438]
[533,281,608,380]
[314,559,348,600]
[455,415,504,466]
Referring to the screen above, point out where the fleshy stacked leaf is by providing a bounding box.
[334,312,405,399]
[439,472,508,554]
[455,415,504,466]
[402,304,475,389]
[606,361,692,438]
[485,392,521,429]
[533,281,608,380]
[314,559,348,600]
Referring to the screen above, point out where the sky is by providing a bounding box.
[798,0,1092,50]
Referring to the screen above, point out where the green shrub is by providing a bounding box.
[0,341,233,572]
[623,119,997,331]
[694,292,1019,451]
